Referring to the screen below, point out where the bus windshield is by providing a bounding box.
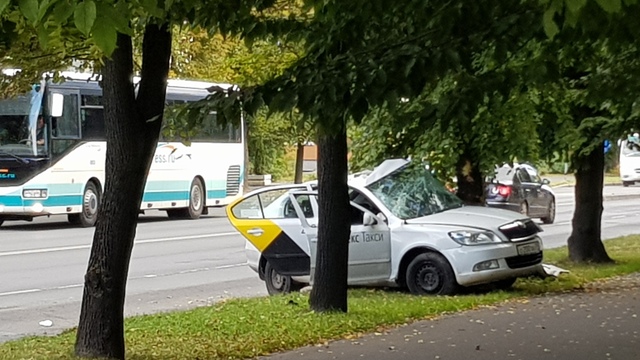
[0,86,46,157]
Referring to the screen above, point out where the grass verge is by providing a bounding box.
[3,235,640,360]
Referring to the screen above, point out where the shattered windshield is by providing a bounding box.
[367,161,463,220]
[0,85,46,157]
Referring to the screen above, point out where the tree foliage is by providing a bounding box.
[3,0,307,358]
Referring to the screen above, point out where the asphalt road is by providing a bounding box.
[1,185,639,344]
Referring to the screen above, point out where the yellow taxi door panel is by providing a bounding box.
[231,219,283,253]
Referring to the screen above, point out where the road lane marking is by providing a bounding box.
[0,232,239,257]
[0,262,249,297]
[0,289,41,297]
[57,284,83,289]
[216,263,246,269]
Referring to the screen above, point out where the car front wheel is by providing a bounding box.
[264,261,303,295]
[405,252,459,296]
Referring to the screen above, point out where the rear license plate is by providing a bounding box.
[517,242,540,256]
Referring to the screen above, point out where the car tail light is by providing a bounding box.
[497,185,511,197]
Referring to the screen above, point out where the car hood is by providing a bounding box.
[405,205,534,233]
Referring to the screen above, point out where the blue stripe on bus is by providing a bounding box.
[1,195,83,207]
[2,190,232,208]
[142,191,189,202]
[207,190,227,199]
[0,196,22,207]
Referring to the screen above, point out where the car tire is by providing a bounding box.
[541,198,555,224]
[264,261,303,295]
[519,202,529,216]
[68,182,100,227]
[623,181,633,187]
[405,252,459,296]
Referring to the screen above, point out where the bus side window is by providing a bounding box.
[81,108,105,140]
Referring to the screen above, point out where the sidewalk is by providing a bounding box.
[261,273,640,360]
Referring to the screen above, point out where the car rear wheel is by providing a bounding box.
[264,261,303,295]
[623,181,633,187]
[541,198,556,224]
[405,253,459,296]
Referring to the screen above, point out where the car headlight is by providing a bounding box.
[448,230,504,246]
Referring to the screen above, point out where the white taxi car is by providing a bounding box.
[226,159,544,296]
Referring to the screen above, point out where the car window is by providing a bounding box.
[261,188,306,219]
[230,187,307,219]
[231,195,263,219]
[349,188,380,214]
[516,169,532,183]
[285,194,315,218]
[524,167,542,183]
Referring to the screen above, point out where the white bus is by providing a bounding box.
[0,72,245,227]
[619,134,640,187]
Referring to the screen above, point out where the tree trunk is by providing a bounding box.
[310,124,350,313]
[294,141,305,183]
[74,24,172,359]
[567,143,612,263]
[455,148,485,205]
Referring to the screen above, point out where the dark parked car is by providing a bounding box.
[485,164,555,224]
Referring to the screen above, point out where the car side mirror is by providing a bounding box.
[542,178,550,185]
[363,212,378,226]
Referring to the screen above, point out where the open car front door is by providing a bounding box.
[288,191,392,287]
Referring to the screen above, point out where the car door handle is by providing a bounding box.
[247,228,264,236]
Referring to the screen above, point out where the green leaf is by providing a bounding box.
[543,8,559,38]
[0,0,11,15]
[37,24,49,48]
[92,16,117,55]
[37,0,53,23]
[53,0,74,23]
[19,0,39,24]
[595,0,622,12]
[96,2,133,36]
[565,0,587,13]
[74,0,97,36]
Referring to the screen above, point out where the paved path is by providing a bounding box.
[262,274,640,360]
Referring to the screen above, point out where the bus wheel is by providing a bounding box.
[69,182,100,227]
[167,178,205,220]
[186,178,205,219]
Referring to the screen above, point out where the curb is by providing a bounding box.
[604,193,640,201]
